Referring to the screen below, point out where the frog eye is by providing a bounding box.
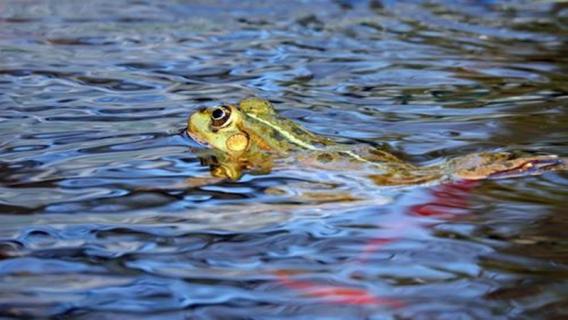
[212,108,225,120]
[211,105,232,128]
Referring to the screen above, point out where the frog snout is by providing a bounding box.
[187,120,207,145]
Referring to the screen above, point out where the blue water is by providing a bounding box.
[1,0,567,318]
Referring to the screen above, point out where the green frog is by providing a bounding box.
[187,97,566,186]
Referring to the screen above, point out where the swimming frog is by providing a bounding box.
[187,97,566,185]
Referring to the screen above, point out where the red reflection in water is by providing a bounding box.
[410,180,479,218]
[275,270,404,307]
[274,180,480,307]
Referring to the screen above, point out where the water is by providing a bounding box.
[1,0,567,318]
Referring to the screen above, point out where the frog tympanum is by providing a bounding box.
[187,97,566,186]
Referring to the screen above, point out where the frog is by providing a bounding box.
[187,97,566,186]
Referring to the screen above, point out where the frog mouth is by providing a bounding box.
[186,125,209,147]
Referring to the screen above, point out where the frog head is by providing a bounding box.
[187,97,332,159]
[187,103,252,156]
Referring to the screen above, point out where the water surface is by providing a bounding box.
[1,0,567,318]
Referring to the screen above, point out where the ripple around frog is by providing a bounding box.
[1,0,568,318]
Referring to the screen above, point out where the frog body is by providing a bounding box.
[187,97,566,185]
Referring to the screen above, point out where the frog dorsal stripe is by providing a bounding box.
[245,113,321,151]
[340,150,385,167]
[247,112,384,168]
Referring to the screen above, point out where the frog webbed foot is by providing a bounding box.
[209,160,244,180]
[483,156,566,179]
[451,153,567,180]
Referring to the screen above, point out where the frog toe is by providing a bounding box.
[452,155,566,180]
[487,156,566,179]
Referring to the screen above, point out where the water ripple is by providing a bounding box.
[1,0,567,318]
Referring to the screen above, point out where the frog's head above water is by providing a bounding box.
[187,97,333,157]
[187,103,250,155]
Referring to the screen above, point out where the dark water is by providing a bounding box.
[1,0,568,318]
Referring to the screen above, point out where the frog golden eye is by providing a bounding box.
[212,108,225,120]
[211,106,232,128]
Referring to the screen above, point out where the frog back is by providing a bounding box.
[239,97,335,151]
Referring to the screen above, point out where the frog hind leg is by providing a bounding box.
[452,153,567,181]
[485,156,566,180]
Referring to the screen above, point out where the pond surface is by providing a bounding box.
[1,0,567,318]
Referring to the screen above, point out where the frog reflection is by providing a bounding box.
[187,97,566,185]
